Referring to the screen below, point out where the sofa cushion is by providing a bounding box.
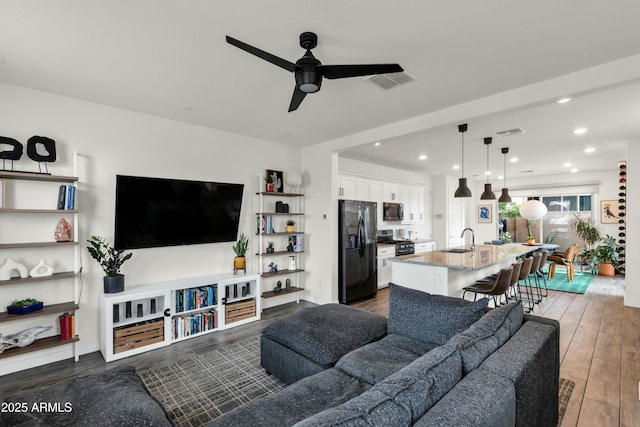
[262,303,387,367]
[448,301,524,374]
[373,343,462,423]
[297,344,463,426]
[388,283,488,345]
[335,339,420,385]
[379,333,439,356]
[208,368,371,427]
[414,368,516,427]
[293,389,410,427]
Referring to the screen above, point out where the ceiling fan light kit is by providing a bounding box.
[480,137,496,200]
[226,32,403,112]
[498,147,512,202]
[454,123,472,198]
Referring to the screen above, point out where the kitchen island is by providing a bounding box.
[389,243,538,298]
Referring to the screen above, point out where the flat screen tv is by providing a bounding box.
[114,175,244,250]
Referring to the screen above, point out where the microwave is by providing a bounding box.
[383,202,404,221]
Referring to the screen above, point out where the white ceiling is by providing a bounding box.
[1,1,639,178]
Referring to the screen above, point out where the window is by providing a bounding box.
[542,195,590,212]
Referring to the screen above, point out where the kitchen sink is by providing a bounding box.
[441,248,472,254]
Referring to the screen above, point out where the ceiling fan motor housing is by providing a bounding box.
[295,54,322,93]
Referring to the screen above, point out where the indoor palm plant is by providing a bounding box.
[233,233,248,274]
[87,235,133,293]
[588,235,620,276]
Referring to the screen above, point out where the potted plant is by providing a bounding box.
[265,174,275,192]
[588,235,620,276]
[266,241,275,254]
[7,298,44,315]
[286,220,295,233]
[86,235,133,293]
[571,214,600,266]
[233,233,248,274]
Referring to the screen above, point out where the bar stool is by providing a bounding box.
[516,257,534,313]
[536,250,549,297]
[463,267,513,307]
[528,253,543,304]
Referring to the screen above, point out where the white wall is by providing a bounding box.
[0,83,304,371]
[625,142,637,307]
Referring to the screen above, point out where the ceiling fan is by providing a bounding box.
[226,32,404,112]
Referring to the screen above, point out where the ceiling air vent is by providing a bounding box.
[365,72,414,90]
[495,128,524,137]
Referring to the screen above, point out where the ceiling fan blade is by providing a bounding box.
[226,36,298,73]
[320,64,404,79]
[288,86,307,112]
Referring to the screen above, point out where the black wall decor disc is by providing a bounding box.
[0,136,24,160]
[27,136,57,162]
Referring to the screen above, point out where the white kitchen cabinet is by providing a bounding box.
[402,185,425,224]
[383,182,401,202]
[338,174,357,199]
[377,245,395,288]
[414,241,436,254]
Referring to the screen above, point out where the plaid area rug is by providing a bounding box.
[140,336,576,426]
[558,377,575,425]
[139,336,286,427]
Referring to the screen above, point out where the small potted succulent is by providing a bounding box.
[286,220,295,233]
[87,235,133,293]
[233,233,248,274]
[266,241,275,254]
[8,298,44,315]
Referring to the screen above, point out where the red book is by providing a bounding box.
[59,314,67,340]
[64,314,72,340]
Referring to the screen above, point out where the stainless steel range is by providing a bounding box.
[377,235,415,256]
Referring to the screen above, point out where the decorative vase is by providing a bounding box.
[286,225,295,233]
[234,256,246,274]
[285,278,291,291]
[598,263,615,277]
[104,274,125,293]
[265,182,275,192]
[266,247,275,254]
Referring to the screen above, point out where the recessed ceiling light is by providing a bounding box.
[510,157,519,163]
[452,164,460,170]
[573,127,588,135]
[180,105,193,111]
[564,162,572,168]
[419,154,427,160]
[571,168,578,173]
[557,97,572,104]
[374,142,382,146]
[485,171,491,176]
[584,147,596,153]
[497,175,504,180]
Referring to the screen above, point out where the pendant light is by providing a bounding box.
[480,137,496,200]
[498,147,512,202]
[454,123,472,197]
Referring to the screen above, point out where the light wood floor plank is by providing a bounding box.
[577,398,619,427]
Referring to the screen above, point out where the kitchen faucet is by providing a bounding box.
[461,228,475,255]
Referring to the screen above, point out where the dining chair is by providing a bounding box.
[547,244,579,281]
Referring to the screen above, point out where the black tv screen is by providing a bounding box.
[114,175,244,250]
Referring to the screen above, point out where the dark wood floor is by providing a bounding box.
[3,277,638,427]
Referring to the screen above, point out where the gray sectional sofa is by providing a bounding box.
[209,283,560,427]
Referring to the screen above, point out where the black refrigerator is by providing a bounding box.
[338,200,378,303]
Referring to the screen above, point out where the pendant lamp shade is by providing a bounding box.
[454,123,472,198]
[519,199,548,220]
[480,137,496,200]
[498,147,512,202]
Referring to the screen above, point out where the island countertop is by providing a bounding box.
[390,243,538,270]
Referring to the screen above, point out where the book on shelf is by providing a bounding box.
[57,184,76,210]
[59,312,75,340]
